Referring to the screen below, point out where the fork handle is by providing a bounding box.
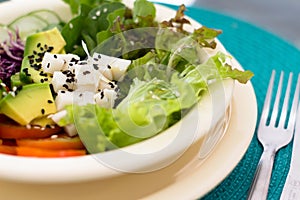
[247,147,276,200]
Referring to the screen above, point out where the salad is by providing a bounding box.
[0,0,253,158]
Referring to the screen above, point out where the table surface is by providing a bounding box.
[194,0,300,49]
[153,0,300,49]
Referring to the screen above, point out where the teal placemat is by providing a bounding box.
[164,4,300,200]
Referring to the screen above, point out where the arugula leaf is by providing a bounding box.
[63,0,121,15]
[62,0,158,58]
[61,4,93,55]
[86,2,125,40]
[96,8,126,44]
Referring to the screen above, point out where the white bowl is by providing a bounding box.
[0,0,234,183]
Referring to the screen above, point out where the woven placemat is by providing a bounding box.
[164,4,300,200]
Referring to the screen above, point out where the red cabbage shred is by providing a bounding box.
[0,31,24,86]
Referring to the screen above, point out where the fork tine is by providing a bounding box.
[277,72,293,128]
[275,72,292,128]
[269,71,284,127]
[248,71,300,200]
[286,73,300,130]
[260,70,276,126]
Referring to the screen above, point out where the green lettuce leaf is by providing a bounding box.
[61,0,157,58]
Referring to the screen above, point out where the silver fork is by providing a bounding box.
[247,70,300,200]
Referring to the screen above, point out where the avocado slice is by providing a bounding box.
[31,116,56,127]
[10,72,24,88]
[20,27,66,84]
[0,83,57,125]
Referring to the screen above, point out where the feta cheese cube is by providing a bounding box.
[52,71,76,92]
[55,90,74,111]
[73,91,95,106]
[94,89,117,108]
[75,64,99,92]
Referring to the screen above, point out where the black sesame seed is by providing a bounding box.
[54,55,58,59]
[93,64,99,70]
[45,124,51,129]
[66,79,72,83]
[17,86,23,91]
[108,82,115,88]
[39,71,47,77]
[61,91,66,93]
[47,100,53,104]
[35,58,42,62]
[100,91,104,99]
[83,71,91,75]
[49,84,55,93]
[63,84,69,89]
[38,52,44,57]
[107,64,112,69]
[46,63,50,68]
[33,64,42,71]
[70,58,78,63]
[28,55,34,59]
[41,109,45,115]
[37,43,41,48]
[79,61,87,65]
[98,54,101,59]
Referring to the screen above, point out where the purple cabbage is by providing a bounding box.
[0,31,24,87]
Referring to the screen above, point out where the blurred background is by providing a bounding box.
[151,0,300,49]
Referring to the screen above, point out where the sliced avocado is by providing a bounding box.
[20,27,66,84]
[10,72,24,88]
[0,83,57,125]
[31,116,56,127]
